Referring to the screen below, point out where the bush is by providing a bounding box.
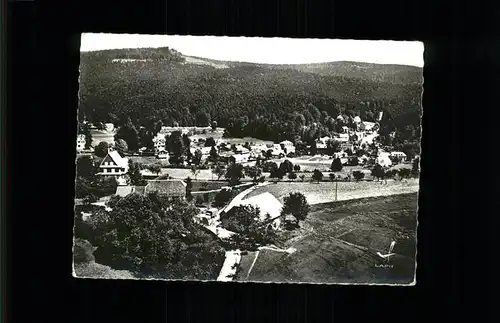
[214,189,233,207]
[352,170,365,181]
[73,238,96,264]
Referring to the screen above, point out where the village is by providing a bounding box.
[74,110,420,282]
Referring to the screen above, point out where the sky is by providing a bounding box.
[80,33,424,67]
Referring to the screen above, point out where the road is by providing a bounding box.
[217,250,242,281]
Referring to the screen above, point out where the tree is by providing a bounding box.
[288,172,297,181]
[211,120,218,130]
[330,158,343,172]
[208,146,219,163]
[185,177,193,201]
[214,189,232,207]
[281,192,310,226]
[195,111,211,127]
[398,168,411,179]
[326,139,340,155]
[83,193,98,206]
[167,131,185,165]
[147,163,162,176]
[371,164,385,181]
[76,155,96,181]
[205,137,216,147]
[127,160,147,186]
[190,165,200,180]
[223,205,276,247]
[90,193,225,279]
[312,169,323,183]
[348,156,359,166]
[115,139,128,156]
[352,171,365,181]
[279,160,294,174]
[329,173,336,182]
[245,166,262,183]
[225,163,244,185]
[293,164,301,172]
[270,166,284,180]
[411,157,420,177]
[115,118,140,152]
[193,149,203,166]
[299,174,306,182]
[263,161,278,173]
[310,141,317,155]
[73,238,96,264]
[94,141,109,158]
[212,164,225,180]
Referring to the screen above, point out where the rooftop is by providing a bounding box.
[145,179,187,196]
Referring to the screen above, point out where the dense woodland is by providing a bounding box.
[78,47,422,149]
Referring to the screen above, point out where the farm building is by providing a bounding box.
[223,192,283,230]
[114,180,186,198]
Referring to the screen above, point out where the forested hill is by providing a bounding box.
[79,47,423,142]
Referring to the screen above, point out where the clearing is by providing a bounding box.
[237,192,418,284]
[243,179,419,205]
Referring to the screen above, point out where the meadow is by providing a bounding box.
[237,192,418,284]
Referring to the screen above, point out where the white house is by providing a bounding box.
[157,150,169,159]
[76,134,86,152]
[279,140,295,155]
[152,133,167,153]
[225,192,283,230]
[334,133,350,142]
[390,151,407,161]
[353,116,362,123]
[231,153,250,164]
[97,150,129,182]
[362,121,376,132]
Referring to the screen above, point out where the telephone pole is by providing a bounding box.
[335,180,338,201]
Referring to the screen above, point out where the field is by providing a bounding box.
[90,129,115,147]
[243,179,419,205]
[237,192,418,284]
[190,180,228,192]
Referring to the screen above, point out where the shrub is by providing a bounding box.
[352,170,365,181]
[73,238,96,264]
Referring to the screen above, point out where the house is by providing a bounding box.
[230,153,250,164]
[223,192,283,230]
[390,151,407,161]
[152,133,166,153]
[97,150,129,180]
[76,134,86,152]
[340,142,354,151]
[157,150,169,159]
[353,116,362,123]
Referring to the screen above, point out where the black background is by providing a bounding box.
[6,0,496,322]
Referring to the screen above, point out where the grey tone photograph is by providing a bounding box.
[73,34,423,285]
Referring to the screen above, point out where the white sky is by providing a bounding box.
[80,33,424,67]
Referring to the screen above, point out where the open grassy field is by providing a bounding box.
[238,193,418,284]
[243,179,419,205]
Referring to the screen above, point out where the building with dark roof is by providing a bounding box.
[114,180,186,198]
[145,180,187,197]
